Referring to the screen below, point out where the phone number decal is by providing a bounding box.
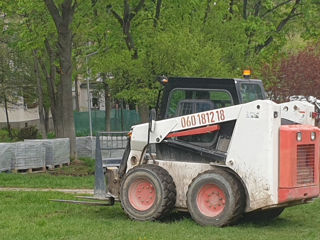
[181,110,225,128]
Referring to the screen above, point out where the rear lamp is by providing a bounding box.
[311,132,316,141]
[312,112,319,119]
[296,132,302,141]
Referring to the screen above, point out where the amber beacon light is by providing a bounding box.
[243,69,251,79]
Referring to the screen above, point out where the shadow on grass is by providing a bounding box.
[161,210,296,227]
[93,204,128,221]
[92,205,192,224]
[238,215,295,228]
[160,211,191,223]
[86,204,300,230]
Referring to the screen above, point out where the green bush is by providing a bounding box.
[47,132,56,139]
[80,157,96,174]
[0,128,20,142]
[0,129,12,142]
[17,126,38,140]
[76,130,90,137]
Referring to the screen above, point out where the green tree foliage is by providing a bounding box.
[87,0,320,107]
[1,0,320,128]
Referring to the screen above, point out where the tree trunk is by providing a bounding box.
[58,24,76,158]
[74,74,80,112]
[33,51,47,139]
[55,82,64,137]
[3,94,12,139]
[120,100,124,131]
[104,82,111,132]
[101,73,111,132]
[44,0,77,159]
[44,107,50,134]
[138,104,149,123]
[41,38,62,136]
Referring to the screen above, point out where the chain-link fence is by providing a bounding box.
[74,109,141,136]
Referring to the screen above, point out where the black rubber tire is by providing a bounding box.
[118,139,130,178]
[120,164,176,221]
[187,169,245,227]
[244,207,284,222]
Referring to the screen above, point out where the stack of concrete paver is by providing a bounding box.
[76,136,96,158]
[0,143,16,172]
[25,138,70,168]
[0,135,127,173]
[12,141,46,170]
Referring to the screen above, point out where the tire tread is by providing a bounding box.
[120,164,176,221]
[187,168,245,226]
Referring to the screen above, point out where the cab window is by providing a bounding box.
[166,89,232,146]
[240,83,264,103]
[166,89,233,118]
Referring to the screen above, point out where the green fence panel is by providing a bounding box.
[74,109,141,136]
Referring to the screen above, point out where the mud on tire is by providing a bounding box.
[187,169,245,226]
[120,164,176,221]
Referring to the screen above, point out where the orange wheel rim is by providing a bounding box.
[128,179,156,211]
[196,184,226,217]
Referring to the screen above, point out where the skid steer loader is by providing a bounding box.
[60,75,320,226]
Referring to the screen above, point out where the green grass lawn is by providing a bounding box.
[0,158,95,189]
[0,190,319,240]
[1,161,320,240]
[0,188,320,240]
[0,173,94,189]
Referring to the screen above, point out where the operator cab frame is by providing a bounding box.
[158,77,266,120]
[155,76,266,164]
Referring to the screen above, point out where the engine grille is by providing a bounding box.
[297,144,315,185]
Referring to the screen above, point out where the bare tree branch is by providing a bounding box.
[129,0,145,21]
[243,0,248,19]
[91,0,98,7]
[43,0,62,27]
[107,5,124,26]
[124,0,130,22]
[72,0,77,11]
[203,0,212,24]
[254,0,262,17]
[229,0,234,15]
[153,0,162,27]
[255,0,301,54]
[107,0,144,59]
[261,0,293,18]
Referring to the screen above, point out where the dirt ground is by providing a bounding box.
[0,187,93,194]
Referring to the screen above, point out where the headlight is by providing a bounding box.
[296,132,302,141]
[311,132,316,141]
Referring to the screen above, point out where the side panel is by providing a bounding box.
[226,100,281,211]
[280,101,315,125]
[156,160,212,208]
